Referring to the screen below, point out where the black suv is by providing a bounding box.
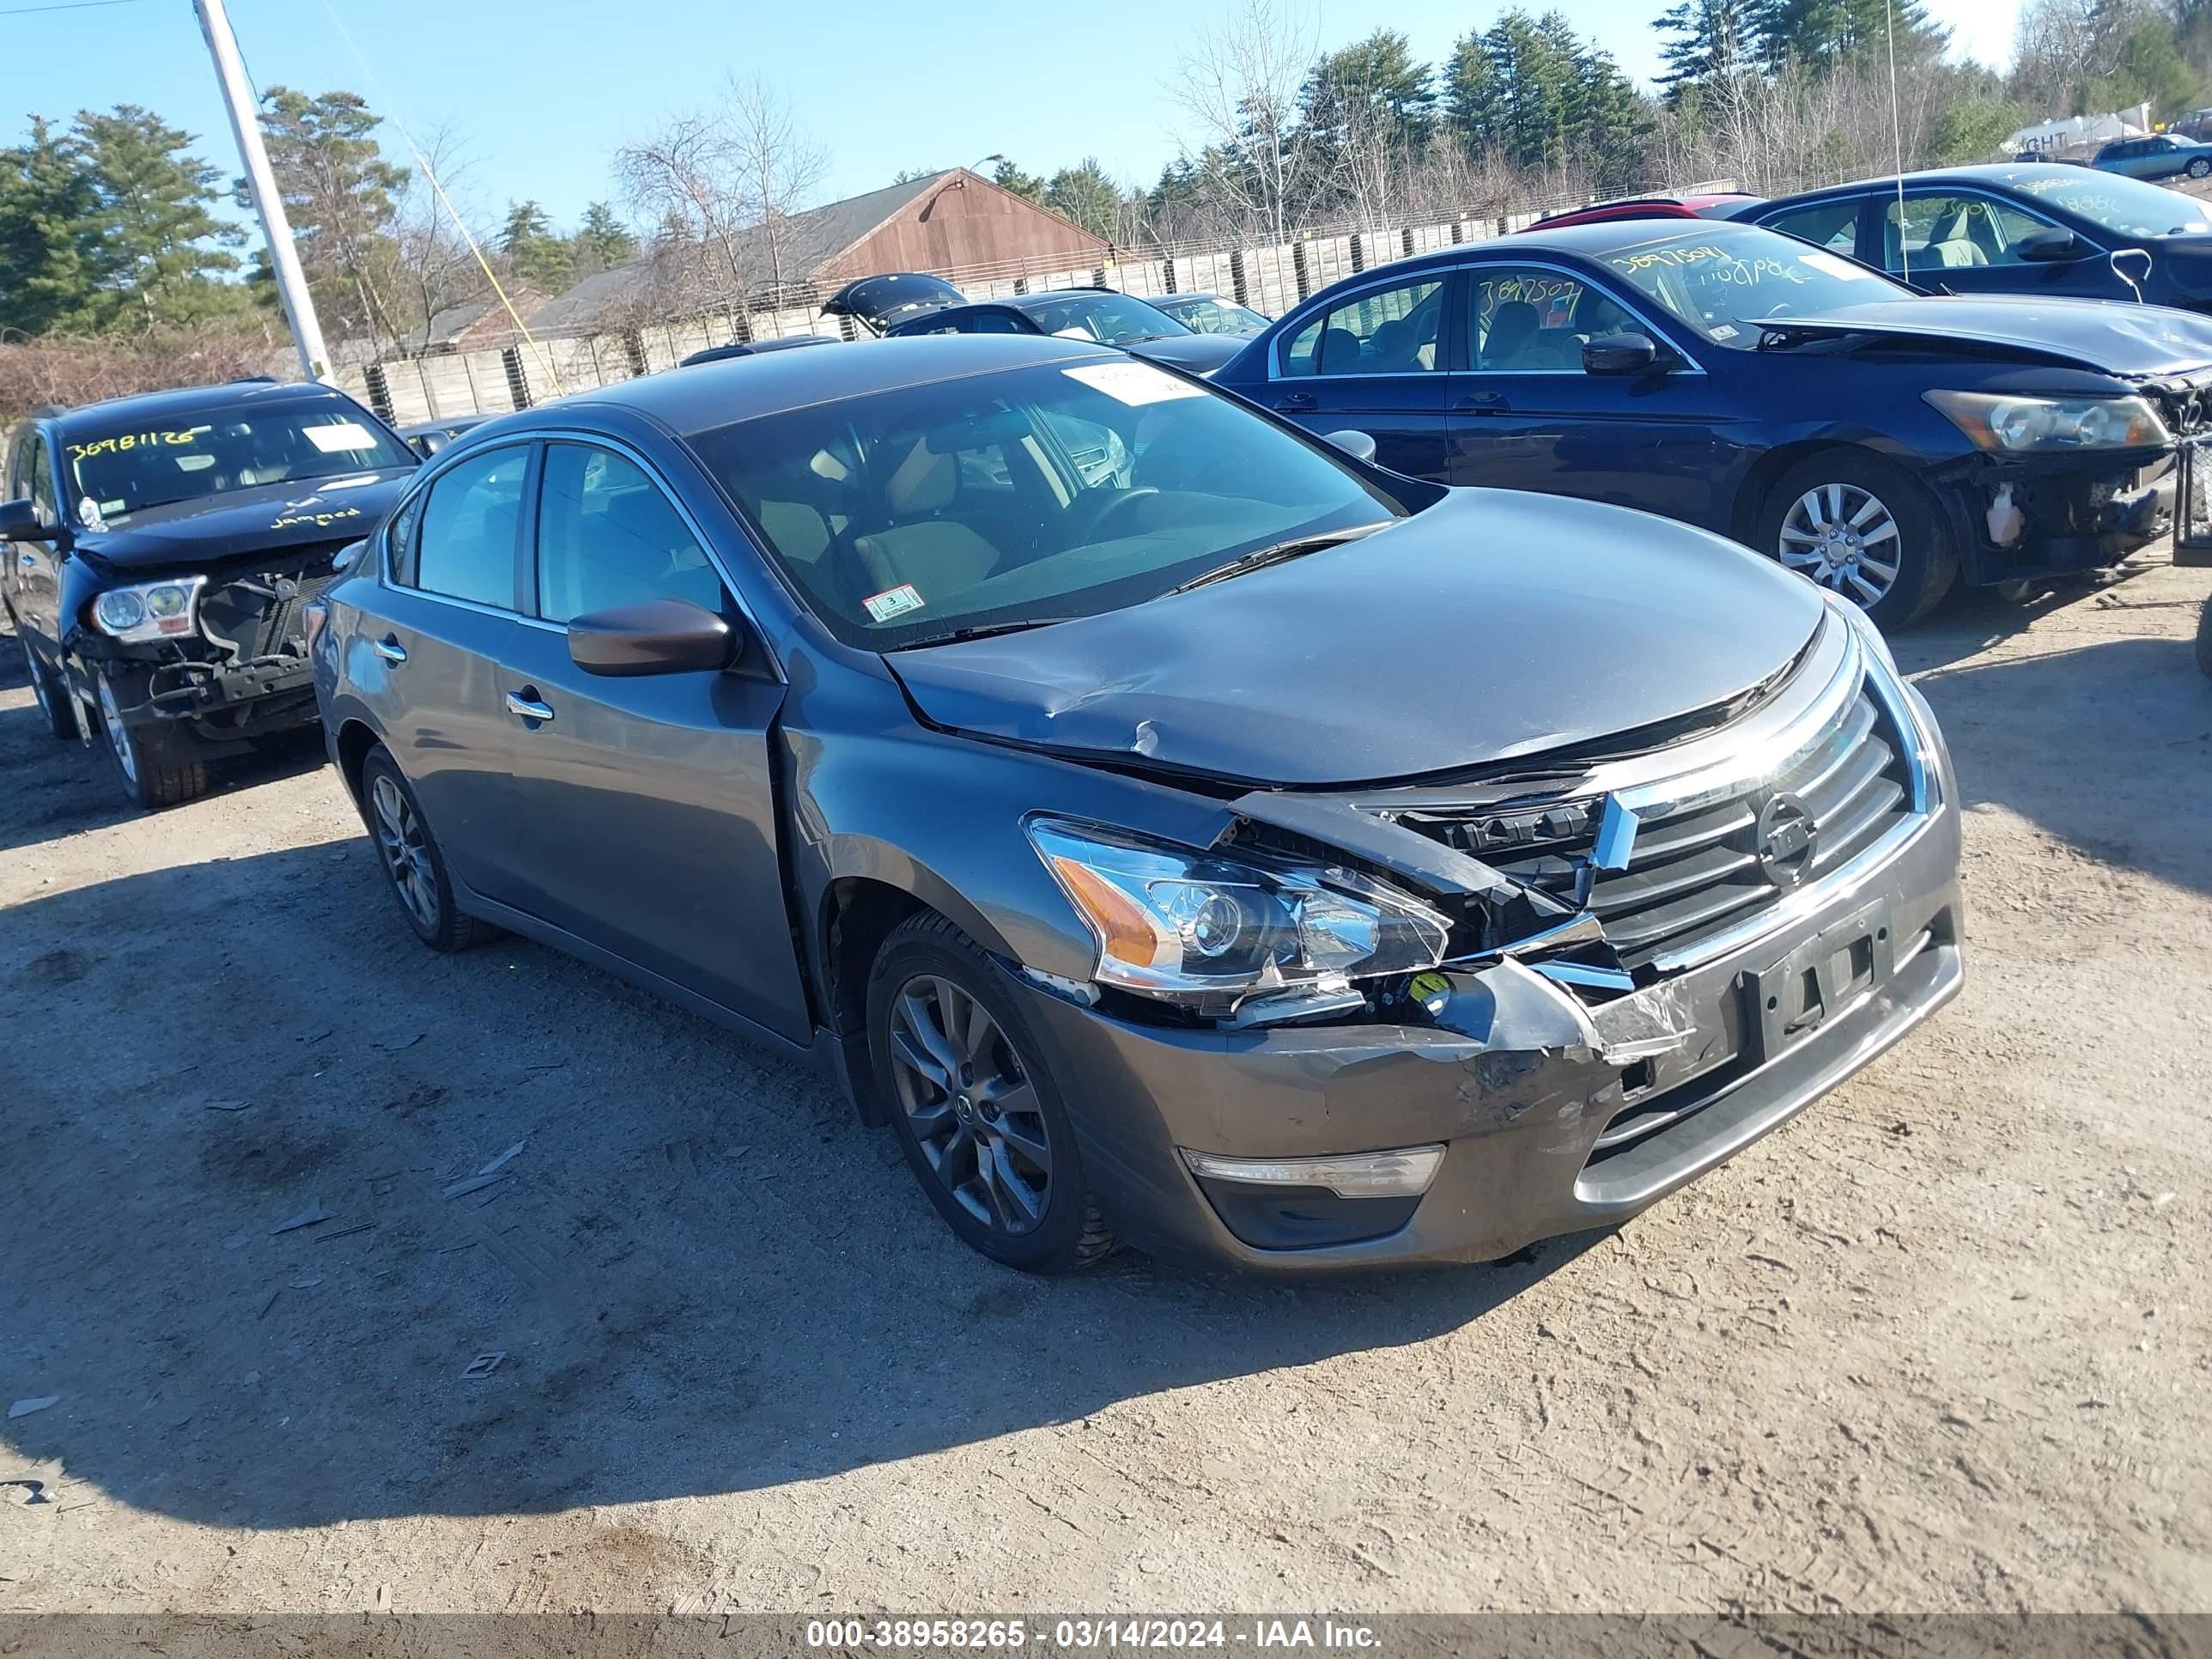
[3,378,418,807]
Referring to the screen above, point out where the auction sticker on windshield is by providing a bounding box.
[864,583,926,623]
[1063,362,1206,405]
[304,421,380,453]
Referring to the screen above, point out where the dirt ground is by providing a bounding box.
[1,559,2208,1618]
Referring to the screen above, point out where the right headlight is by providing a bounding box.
[92,576,204,644]
[1026,817,1449,1008]
[1924,390,2169,453]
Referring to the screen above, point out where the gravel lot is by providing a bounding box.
[2,560,2208,1617]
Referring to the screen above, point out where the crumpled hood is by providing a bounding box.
[1769,296,2212,377]
[1125,333,1248,376]
[886,489,1827,787]
[76,471,413,573]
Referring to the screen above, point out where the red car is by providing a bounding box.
[1525,193,1761,231]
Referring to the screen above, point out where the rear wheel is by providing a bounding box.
[1757,450,1957,628]
[16,629,76,740]
[359,744,489,952]
[2188,156,2210,179]
[95,668,208,809]
[867,913,1114,1273]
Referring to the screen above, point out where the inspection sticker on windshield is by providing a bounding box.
[303,421,377,453]
[863,583,926,623]
[1800,250,1875,282]
[1063,362,1206,406]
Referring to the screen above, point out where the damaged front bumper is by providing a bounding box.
[1009,805,1961,1268]
[1938,447,2175,584]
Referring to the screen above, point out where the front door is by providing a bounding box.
[4,430,67,650]
[1261,271,1454,479]
[490,439,810,1043]
[1443,262,1741,532]
[372,441,534,906]
[1875,189,2130,301]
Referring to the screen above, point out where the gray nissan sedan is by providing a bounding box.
[309,335,1964,1273]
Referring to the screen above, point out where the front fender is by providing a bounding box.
[787,722,1236,990]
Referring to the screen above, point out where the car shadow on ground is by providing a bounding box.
[0,622,329,854]
[1912,629,2212,895]
[0,841,1602,1531]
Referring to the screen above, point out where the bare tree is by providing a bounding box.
[723,74,830,300]
[389,122,493,347]
[614,109,754,313]
[1170,0,1317,245]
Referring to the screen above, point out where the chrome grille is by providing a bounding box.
[1405,682,1915,971]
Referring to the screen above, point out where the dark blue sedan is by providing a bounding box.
[1210,218,2212,623]
[1738,163,2212,310]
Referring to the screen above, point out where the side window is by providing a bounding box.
[534,443,725,623]
[384,488,424,582]
[1883,194,2054,271]
[413,444,528,610]
[27,434,58,526]
[1761,199,1861,253]
[1468,267,1641,372]
[1279,277,1444,376]
[969,311,1028,335]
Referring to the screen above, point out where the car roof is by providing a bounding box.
[560,334,1129,437]
[1753,161,2142,206]
[1413,217,1774,263]
[52,378,357,436]
[1534,193,1759,228]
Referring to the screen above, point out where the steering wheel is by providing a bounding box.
[1067,484,1158,544]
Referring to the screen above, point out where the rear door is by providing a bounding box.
[1259,270,1455,479]
[1443,258,1741,531]
[4,429,67,649]
[489,436,809,1042]
[366,441,532,905]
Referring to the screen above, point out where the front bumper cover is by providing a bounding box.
[1933,447,2175,583]
[1009,780,1963,1273]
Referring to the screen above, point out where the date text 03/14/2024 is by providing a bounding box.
[804,1620,1381,1650]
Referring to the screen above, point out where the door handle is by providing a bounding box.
[372,635,408,664]
[1457,392,1508,413]
[506,688,555,724]
[1275,391,1316,411]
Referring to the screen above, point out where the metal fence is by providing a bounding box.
[341,184,1740,425]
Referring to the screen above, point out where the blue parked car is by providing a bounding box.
[1736,164,2212,310]
[2093,133,2212,181]
[1208,218,2212,623]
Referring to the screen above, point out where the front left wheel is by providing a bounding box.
[866,913,1115,1273]
[1756,449,1957,628]
[2188,156,2210,179]
[16,630,76,740]
[94,668,208,809]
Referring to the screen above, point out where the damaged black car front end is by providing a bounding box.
[2,381,416,806]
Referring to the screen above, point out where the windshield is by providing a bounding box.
[64,400,415,525]
[2005,168,2211,238]
[1014,292,1193,345]
[1602,225,1913,348]
[686,357,1402,649]
[1160,296,1270,335]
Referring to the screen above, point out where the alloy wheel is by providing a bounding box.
[370,774,440,931]
[1778,482,1901,606]
[886,974,1051,1237]
[96,676,137,787]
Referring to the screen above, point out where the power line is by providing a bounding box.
[0,0,154,17]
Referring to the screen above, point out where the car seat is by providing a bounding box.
[1316,326,1366,374]
[1480,301,1542,369]
[1923,204,1989,267]
[851,437,1001,603]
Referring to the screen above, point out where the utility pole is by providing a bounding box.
[194,0,331,383]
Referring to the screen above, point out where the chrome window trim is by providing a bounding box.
[1268,270,1453,382]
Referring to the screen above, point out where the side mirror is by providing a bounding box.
[1583,332,1659,376]
[0,497,58,543]
[567,597,741,678]
[331,538,368,574]
[1321,428,1378,463]
[2017,228,2085,263]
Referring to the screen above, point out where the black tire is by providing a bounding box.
[16,629,76,740]
[2197,596,2212,678]
[866,912,1115,1273]
[357,744,490,952]
[1754,449,1958,628]
[94,667,208,809]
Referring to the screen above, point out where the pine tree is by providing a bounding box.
[0,116,103,337]
[1655,0,1765,100]
[252,86,409,345]
[76,104,246,330]
[1443,32,1510,152]
[991,159,1048,204]
[574,201,635,270]
[1044,159,1123,239]
[500,199,572,293]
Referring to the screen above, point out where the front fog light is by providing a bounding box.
[1181,1146,1446,1198]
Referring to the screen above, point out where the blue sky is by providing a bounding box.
[7,0,2020,239]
